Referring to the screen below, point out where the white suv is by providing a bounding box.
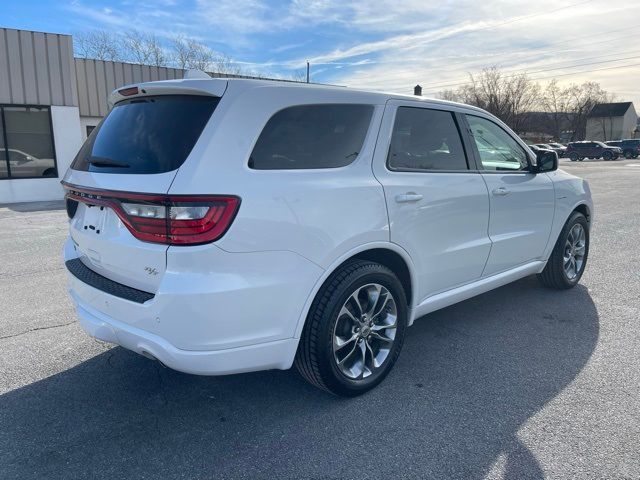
[62,78,592,396]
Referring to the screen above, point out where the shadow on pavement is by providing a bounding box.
[0,200,65,213]
[0,276,598,479]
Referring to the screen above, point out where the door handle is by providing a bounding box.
[491,187,510,196]
[395,192,423,203]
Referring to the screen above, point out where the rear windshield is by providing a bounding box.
[72,95,219,174]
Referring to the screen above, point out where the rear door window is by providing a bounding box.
[72,95,219,174]
[387,107,469,171]
[249,104,373,170]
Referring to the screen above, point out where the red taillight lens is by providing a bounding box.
[64,185,240,246]
[168,198,239,244]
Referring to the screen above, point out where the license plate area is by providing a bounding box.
[81,204,108,235]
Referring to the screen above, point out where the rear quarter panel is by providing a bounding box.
[168,83,390,269]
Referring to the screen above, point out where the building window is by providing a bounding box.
[0,106,57,179]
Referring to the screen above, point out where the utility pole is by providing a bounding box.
[306,61,310,83]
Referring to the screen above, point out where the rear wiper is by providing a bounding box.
[87,156,130,168]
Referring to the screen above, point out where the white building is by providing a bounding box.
[585,102,638,142]
[0,27,272,204]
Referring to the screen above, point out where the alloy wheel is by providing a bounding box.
[563,223,586,280]
[332,283,398,380]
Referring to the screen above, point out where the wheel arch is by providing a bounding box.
[293,242,417,339]
[573,203,591,226]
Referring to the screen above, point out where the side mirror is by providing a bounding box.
[533,150,558,172]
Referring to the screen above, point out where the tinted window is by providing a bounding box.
[72,95,219,174]
[0,106,56,178]
[249,104,373,170]
[388,107,468,171]
[466,115,528,171]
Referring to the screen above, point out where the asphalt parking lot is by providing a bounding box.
[1,158,639,479]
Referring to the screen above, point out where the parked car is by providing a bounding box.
[62,78,593,396]
[565,141,622,161]
[605,139,640,159]
[538,142,566,158]
[0,148,57,177]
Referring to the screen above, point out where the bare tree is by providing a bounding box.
[74,30,121,61]
[211,53,243,76]
[123,30,167,67]
[437,89,460,102]
[75,30,245,76]
[564,82,613,141]
[436,67,614,140]
[170,35,214,70]
[541,80,571,140]
[448,67,541,133]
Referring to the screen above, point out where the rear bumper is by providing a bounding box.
[70,293,298,375]
[64,236,323,375]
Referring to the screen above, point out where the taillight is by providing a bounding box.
[63,184,240,246]
[118,86,139,96]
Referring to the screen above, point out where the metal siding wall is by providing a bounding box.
[88,60,101,116]
[104,61,116,110]
[0,30,12,102]
[33,32,51,105]
[114,62,125,88]
[0,29,78,107]
[94,60,108,116]
[19,30,38,104]
[5,30,24,104]
[74,59,192,116]
[59,34,78,106]
[45,33,64,105]
[75,59,91,116]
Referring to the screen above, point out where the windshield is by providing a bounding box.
[72,95,219,174]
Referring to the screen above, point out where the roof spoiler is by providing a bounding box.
[107,78,227,108]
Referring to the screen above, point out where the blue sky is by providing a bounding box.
[2,0,640,104]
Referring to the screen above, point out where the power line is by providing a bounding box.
[420,54,640,90]
[422,62,640,94]
[411,40,640,79]
[528,62,640,81]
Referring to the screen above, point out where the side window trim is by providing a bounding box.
[385,105,472,174]
[455,112,482,171]
[465,113,533,174]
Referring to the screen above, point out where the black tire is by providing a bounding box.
[624,150,633,159]
[569,152,578,162]
[603,151,613,161]
[295,260,408,396]
[538,212,589,289]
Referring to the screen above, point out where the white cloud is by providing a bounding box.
[64,0,640,104]
[321,0,640,106]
